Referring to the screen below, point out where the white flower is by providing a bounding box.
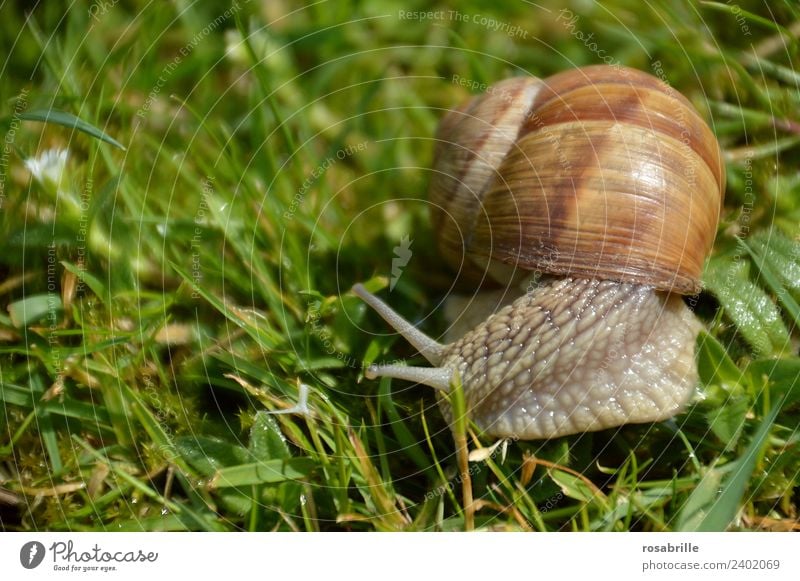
[24,148,69,190]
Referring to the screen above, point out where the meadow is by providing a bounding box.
[0,0,798,531]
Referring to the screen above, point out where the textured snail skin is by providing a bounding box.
[354,278,701,440]
[437,278,701,438]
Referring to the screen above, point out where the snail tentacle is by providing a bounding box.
[364,363,453,392]
[351,283,445,365]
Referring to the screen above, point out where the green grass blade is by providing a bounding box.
[30,374,62,473]
[60,261,107,303]
[701,2,792,35]
[8,294,61,328]
[210,458,316,488]
[377,380,438,481]
[696,330,744,389]
[19,109,126,150]
[677,394,784,531]
[169,261,283,351]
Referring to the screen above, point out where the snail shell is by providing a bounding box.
[429,65,724,293]
[353,65,724,439]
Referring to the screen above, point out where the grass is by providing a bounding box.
[0,0,798,532]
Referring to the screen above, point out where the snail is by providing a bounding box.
[352,65,725,440]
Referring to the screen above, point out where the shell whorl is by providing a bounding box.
[429,65,725,294]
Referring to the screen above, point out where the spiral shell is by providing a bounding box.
[429,65,725,294]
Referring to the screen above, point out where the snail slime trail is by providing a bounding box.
[353,65,724,440]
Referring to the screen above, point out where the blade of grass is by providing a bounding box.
[701,2,792,36]
[30,374,62,474]
[377,379,438,480]
[20,109,126,150]
[677,394,785,531]
[210,458,316,488]
[60,261,107,304]
[447,370,473,531]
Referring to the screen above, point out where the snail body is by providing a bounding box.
[353,65,724,439]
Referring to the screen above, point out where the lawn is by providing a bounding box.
[0,0,798,531]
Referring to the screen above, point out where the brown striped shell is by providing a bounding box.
[429,65,725,294]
